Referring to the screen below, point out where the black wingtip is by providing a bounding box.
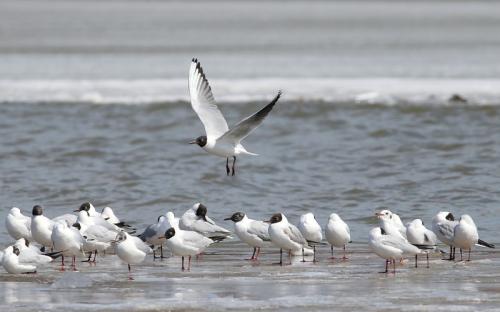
[478,239,495,248]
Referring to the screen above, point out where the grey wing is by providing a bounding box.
[218,91,281,144]
[132,236,152,254]
[248,221,271,241]
[193,219,230,236]
[183,230,214,248]
[285,224,308,246]
[138,224,158,242]
[381,235,417,254]
[437,222,455,241]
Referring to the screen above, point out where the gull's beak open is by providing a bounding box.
[189,140,197,144]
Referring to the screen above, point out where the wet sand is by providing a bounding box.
[1,241,499,311]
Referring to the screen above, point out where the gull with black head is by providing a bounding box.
[188,58,282,175]
[160,227,214,271]
[267,213,312,265]
[225,212,270,260]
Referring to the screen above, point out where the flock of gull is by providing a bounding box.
[1,201,495,278]
[0,59,495,278]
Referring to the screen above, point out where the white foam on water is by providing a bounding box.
[1,78,500,106]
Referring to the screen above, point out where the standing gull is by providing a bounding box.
[51,222,85,270]
[31,205,56,249]
[188,58,281,175]
[267,213,311,265]
[368,227,422,274]
[160,227,214,271]
[114,231,151,280]
[225,212,270,260]
[138,215,169,259]
[406,219,437,268]
[325,213,351,260]
[6,207,32,241]
[298,213,323,262]
[432,211,458,260]
[453,214,494,261]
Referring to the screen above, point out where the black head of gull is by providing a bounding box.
[268,213,282,224]
[189,136,207,147]
[72,223,81,231]
[445,212,455,221]
[75,202,91,213]
[225,212,245,222]
[32,205,43,216]
[195,203,209,222]
[164,227,176,240]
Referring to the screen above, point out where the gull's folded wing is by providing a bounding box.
[189,58,229,140]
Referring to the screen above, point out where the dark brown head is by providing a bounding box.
[164,227,176,240]
[75,202,91,213]
[225,212,245,223]
[189,136,207,147]
[32,205,43,216]
[195,203,208,222]
[446,212,455,221]
[72,223,81,231]
[269,213,283,224]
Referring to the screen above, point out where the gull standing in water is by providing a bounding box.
[179,203,231,241]
[225,212,270,260]
[368,227,422,274]
[453,214,494,261]
[51,222,85,270]
[432,211,459,260]
[114,231,151,280]
[298,213,323,262]
[267,213,312,265]
[406,219,437,268]
[138,215,169,259]
[325,213,351,260]
[188,58,281,175]
[31,205,56,249]
[6,207,32,241]
[160,227,214,271]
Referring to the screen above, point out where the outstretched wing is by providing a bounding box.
[218,91,281,144]
[189,58,229,140]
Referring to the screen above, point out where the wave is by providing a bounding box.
[1,78,500,105]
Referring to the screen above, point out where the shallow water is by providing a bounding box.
[0,101,499,311]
